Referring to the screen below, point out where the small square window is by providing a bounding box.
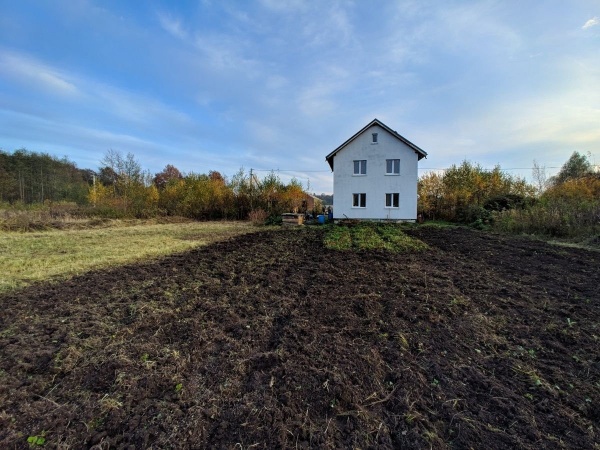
[353,193,366,208]
[372,133,378,144]
[386,159,400,175]
[353,160,367,175]
[385,193,399,208]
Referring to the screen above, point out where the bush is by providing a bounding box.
[483,194,529,212]
[492,200,600,238]
[265,214,283,226]
[248,209,268,226]
[457,205,492,225]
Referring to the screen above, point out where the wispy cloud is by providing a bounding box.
[582,17,599,29]
[157,11,187,39]
[258,0,306,13]
[296,66,350,117]
[0,50,79,97]
[301,4,354,47]
[0,50,196,139]
[1,1,599,193]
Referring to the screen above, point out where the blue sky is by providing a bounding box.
[0,0,598,194]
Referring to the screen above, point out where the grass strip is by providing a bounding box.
[375,224,430,252]
[324,223,429,253]
[351,224,386,250]
[323,225,352,250]
[0,221,256,293]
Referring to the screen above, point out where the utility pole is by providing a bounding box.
[92,174,96,207]
[249,168,253,210]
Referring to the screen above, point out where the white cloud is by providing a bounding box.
[419,84,600,167]
[246,120,279,145]
[296,67,350,117]
[435,4,522,54]
[0,50,79,97]
[157,12,187,39]
[259,0,306,13]
[301,4,353,47]
[193,34,259,74]
[0,50,195,136]
[582,17,599,29]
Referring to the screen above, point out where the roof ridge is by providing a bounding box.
[325,118,427,170]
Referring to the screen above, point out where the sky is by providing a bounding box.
[0,0,599,194]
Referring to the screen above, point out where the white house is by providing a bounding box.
[325,118,427,221]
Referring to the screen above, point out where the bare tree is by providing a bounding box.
[532,160,547,196]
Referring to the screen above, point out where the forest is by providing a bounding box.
[0,149,93,205]
[1,147,598,241]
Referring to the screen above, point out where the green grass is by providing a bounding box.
[324,223,429,253]
[418,220,459,228]
[376,224,430,252]
[323,225,352,250]
[351,224,385,250]
[0,221,257,293]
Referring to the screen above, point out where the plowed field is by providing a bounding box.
[1,226,598,449]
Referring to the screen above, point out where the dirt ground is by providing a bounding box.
[0,226,598,449]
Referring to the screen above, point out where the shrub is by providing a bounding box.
[265,214,283,226]
[483,194,529,212]
[457,205,492,225]
[248,208,268,226]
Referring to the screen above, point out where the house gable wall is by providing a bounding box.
[332,124,419,220]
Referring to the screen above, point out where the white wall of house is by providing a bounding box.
[332,124,419,220]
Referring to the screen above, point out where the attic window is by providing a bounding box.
[372,133,378,144]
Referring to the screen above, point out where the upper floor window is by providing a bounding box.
[372,133,378,144]
[386,159,400,175]
[353,193,366,208]
[353,160,367,175]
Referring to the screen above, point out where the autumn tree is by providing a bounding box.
[493,152,599,237]
[281,178,305,213]
[90,150,158,217]
[228,168,252,219]
[418,160,534,222]
[418,171,444,220]
[551,151,593,185]
[153,164,183,190]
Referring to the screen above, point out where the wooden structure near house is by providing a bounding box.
[282,213,304,225]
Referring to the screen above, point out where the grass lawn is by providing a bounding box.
[0,220,257,293]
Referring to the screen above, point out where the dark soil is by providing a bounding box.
[1,227,599,449]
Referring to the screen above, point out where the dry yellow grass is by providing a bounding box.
[0,221,258,293]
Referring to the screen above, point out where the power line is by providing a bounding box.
[252,169,331,172]
[251,164,599,173]
[420,165,599,171]
[419,166,563,171]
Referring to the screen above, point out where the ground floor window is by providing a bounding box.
[353,193,366,208]
[385,193,399,208]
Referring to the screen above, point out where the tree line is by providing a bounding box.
[0,149,92,204]
[418,151,599,238]
[0,148,318,220]
[2,147,597,237]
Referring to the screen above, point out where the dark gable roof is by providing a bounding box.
[325,118,427,170]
